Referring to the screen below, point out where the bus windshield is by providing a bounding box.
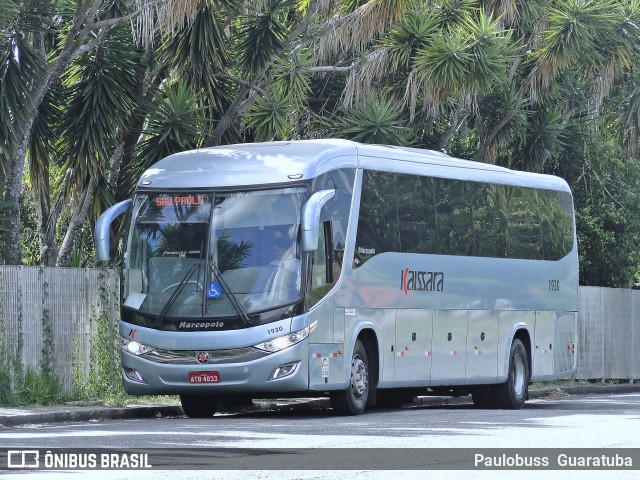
[123,187,307,322]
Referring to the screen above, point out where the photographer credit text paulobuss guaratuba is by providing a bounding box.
[95,139,578,417]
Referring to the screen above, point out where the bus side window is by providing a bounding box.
[309,221,333,307]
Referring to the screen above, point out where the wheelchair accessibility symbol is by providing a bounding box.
[206,281,222,298]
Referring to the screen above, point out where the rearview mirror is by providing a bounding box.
[95,199,132,262]
[300,189,335,252]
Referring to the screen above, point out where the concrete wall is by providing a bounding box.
[577,286,639,380]
[0,266,119,393]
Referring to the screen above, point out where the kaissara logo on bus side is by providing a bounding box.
[401,268,444,294]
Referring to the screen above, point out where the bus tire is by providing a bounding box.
[180,394,219,418]
[493,339,529,409]
[330,339,369,415]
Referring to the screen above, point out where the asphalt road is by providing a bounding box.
[0,390,639,479]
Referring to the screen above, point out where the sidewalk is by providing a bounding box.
[1,384,638,427]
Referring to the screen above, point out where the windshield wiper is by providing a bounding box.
[209,263,252,325]
[155,263,200,326]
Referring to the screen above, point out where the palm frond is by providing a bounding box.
[413,29,472,99]
[28,84,64,206]
[134,0,202,48]
[0,34,47,152]
[379,8,441,71]
[317,0,414,63]
[237,0,294,75]
[160,0,229,107]
[343,48,390,107]
[531,0,619,102]
[461,10,515,90]
[327,95,413,145]
[131,81,207,187]
[524,106,567,170]
[245,87,294,141]
[0,0,19,29]
[273,47,313,102]
[58,27,141,191]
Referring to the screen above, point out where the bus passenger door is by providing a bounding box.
[394,309,432,384]
[465,310,499,383]
[431,310,467,383]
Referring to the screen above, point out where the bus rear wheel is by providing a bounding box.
[330,339,369,415]
[180,394,219,418]
[492,339,529,409]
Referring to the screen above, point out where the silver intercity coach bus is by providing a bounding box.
[95,139,578,417]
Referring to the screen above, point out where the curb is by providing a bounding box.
[0,405,183,428]
[1,384,638,427]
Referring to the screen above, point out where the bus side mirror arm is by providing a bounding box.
[301,189,335,252]
[95,199,132,262]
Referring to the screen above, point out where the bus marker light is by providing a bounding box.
[338,349,343,354]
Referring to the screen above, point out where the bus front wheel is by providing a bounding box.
[493,339,529,409]
[330,339,369,415]
[180,394,219,418]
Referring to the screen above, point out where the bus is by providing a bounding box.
[95,139,578,417]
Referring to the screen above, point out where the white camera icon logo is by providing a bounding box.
[7,450,40,469]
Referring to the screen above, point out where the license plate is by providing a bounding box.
[188,371,220,384]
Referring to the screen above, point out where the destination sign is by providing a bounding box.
[154,194,207,207]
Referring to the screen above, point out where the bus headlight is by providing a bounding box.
[120,337,155,356]
[253,322,317,353]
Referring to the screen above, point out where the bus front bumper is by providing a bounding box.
[120,341,310,395]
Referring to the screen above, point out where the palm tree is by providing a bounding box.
[6,0,640,274]
[5,0,420,265]
[204,0,418,146]
[0,0,215,264]
[0,0,207,265]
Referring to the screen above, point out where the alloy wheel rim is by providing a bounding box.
[351,354,367,399]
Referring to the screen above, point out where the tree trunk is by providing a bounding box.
[56,175,99,267]
[35,182,60,267]
[436,111,461,151]
[2,129,33,264]
[205,86,251,147]
[1,47,75,264]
